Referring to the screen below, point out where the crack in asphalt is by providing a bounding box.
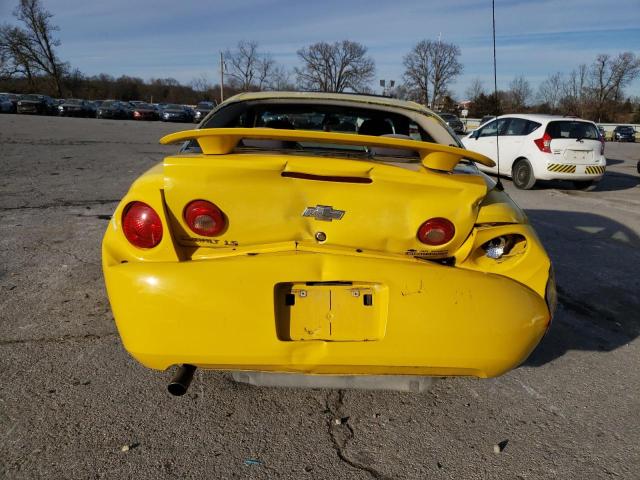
[40,242,99,267]
[0,199,120,212]
[324,390,392,480]
[0,332,117,347]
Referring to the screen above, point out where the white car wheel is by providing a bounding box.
[512,159,536,190]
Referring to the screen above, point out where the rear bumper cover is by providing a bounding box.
[537,163,605,181]
[103,249,550,378]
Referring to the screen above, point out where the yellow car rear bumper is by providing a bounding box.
[103,248,550,378]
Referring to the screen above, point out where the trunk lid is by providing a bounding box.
[162,152,488,258]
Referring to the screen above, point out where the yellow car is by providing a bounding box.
[102,92,556,395]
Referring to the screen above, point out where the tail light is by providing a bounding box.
[534,132,552,153]
[417,218,455,245]
[122,201,163,248]
[133,111,141,118]
[184,200,226,236]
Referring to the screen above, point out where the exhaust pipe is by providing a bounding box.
[167,364,197,396]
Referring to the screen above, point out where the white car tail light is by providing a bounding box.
[534,132,552,153]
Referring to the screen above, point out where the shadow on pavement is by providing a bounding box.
[605,158,625,166]
[523,209,640,367]
[532,168,639,192]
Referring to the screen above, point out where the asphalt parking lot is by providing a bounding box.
[1,115,639,479]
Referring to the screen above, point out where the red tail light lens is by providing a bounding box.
[417,218,455,245]
[122,201,163,248]
[534,132,552,153]
[184,200,225,236]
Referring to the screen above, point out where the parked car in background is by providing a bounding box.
[0,92,19,112]
[0,94,14,113]
[160,104,193,122]
[16,94,57,115]
[612,125,636,142]
[479,115,496,126]
[462,114,605,190]
[131,102,159,121]
[102,91,555,393]
[85,101,98,117]
[436,112,465,134]
[97,100,131,120]
[193,101,217,123]
[57,98,94,117]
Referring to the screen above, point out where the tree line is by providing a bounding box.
[1,0,639,122]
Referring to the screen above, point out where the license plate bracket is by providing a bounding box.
[274,282,388,341]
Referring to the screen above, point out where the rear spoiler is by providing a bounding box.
[160,127,495,172]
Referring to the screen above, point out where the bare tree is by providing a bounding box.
[256,53,275,90]
[224,40,276,92]
[465,77,486,101]
[560,64,588,116]
[7,0,67,95]
[0,26,31,80]
[295,40,375,93]
[191,74,212,94]
[402,41,431,104]
[403,40,463,108]
[507,75,532,111]
[588,52,640,120]
[267,64,295,91]
[537,72,563,111]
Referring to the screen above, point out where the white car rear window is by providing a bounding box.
[547,121,599,140]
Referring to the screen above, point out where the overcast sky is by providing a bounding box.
[2,0,639,99]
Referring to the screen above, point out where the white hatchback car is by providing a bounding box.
[462,114,606,189]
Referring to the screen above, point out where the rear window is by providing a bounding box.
[191,101,441,162]
[204,102,433,142]
[546,121,599,140]
[617,126,634,132]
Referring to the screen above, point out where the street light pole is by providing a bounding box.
[379,79,395,97]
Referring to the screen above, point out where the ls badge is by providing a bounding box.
[302,205,345,221]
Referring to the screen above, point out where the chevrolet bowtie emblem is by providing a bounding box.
[302,205,345,221]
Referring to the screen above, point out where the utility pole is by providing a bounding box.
[220,51,225,103]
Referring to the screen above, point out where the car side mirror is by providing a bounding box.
[472,130,479,139]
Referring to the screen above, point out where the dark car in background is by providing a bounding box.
[16,94,57,115]
[131,102,159,121]
[57,99,94,117]
[613,125,636,142]
[436,112,465,134]
[0,93,19,113]
[193,101,216,123]
[0,94,14,113]
[97,100,131,120]
[160,104,193,122]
